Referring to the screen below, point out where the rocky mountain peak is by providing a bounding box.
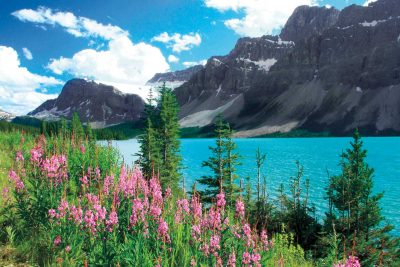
[0,109,15,121]
[29,79,145,128]
[337,0,400,28]
[280,5,340,42]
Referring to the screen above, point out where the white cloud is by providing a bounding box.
[12,7,128,40]
[363,0,377,6]
[152,32,201,53]
[22,47,33,60]
[204,0,317,37]
[13,7,170,100]
[168,55,180,63]
[47,36,169,100]
[183,59,207,68]
[0,46,61,114]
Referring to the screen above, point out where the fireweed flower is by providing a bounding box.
[15,151,24,162]
[242,251,251,265]
[42,155,68,186]
[157,218,170,243]
[235,199,245,219]
[65,246,71,253]
[54,236,62,246]
[191,195,202,221]
[209,234,220,252]
[48,209,57,218]
[84,210,97,234]
[80,175,89,188]
[69,205,83,223]
[80,145,86,154]
[191,224,201,241]
[334,256,361,267]
[216,191,226,209]
[175,198,190,223]
[103,175,114,195]
[9,170,24,192]
[1,187,10,201]
[251,253,261,267]
[106,211,118,232]
[260,230,270,251]
[30,146,43,164]
[165,187,172,199]
[190,258,196,267]
[227,251,236,267]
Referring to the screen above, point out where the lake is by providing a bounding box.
[105,137,400,235]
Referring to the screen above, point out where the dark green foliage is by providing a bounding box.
[0,120,39,134]
[138,89,161,179]
[197,117,240,205]
[325,129,400,265]
[156,85,182,190]
[71,112,84,140]
[138,85,182,190]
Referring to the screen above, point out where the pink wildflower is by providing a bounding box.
[260,230,270,251]
[9,170,24,192]
[30,146,43,164]
[209,234,220,252]
[48,209,57,218]
[216,191,226,208]
[65,246,71,253]
[54,236,62,246]
[242,251,251,265]
[190,258,196,266]
[251,253,261,267]
[165,187,172,198]
[157,218,170,243]
[227,251,236,267]
[106,211,119,232]
[80,145,86,154]
[15,151,24,162]
[235,199,245,218]
[103,175,114,195]
[191,194,202,220]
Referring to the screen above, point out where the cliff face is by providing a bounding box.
[0,109,15,121]
[147,65,204,90]
[29,79,145,128]
[175,0,400,136]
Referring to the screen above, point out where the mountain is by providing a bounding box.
[0,109,15,121]
[28,79,145,128]
[147,65,204,89]
[175,0,400,136]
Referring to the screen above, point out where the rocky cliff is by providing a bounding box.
[175,0,400,136]
[29,79,145,128]
[147,65,204,89]
[0,109,15,121]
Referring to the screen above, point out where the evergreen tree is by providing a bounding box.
[60,118,68,138]
[40,120,47,135]
[71,112,84,140]
[157,84,181,190]
[138,89,161,179]
[325,129,400,265]
[197,117,240,205]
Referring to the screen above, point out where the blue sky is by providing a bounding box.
[0,0,372,114]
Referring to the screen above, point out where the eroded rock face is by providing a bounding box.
[175,0,400,136]
[29,79,145,128]
[280,5,340,42]
[0,109,15,121]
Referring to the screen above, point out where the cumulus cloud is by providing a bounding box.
[22,47,33,60]
[12,7,128,40]
[168,55,180,63]
[47,36,169,100]
[13,7,170,100]
[204,0,317,37]
[363,0,377,6]
[183,59,207,68]
[152,32,201,53]
[0,46,61,114]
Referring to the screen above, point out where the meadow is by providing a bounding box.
[0,129,363,266]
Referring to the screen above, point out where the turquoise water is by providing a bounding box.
[107,137,400,235]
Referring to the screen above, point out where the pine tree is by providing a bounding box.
[71,112,84,141]
[223,122,241,206]
[325,129,400,265]
[198,118,226,203]
[138,89,161,179]
[156,84,181,190]
[40,120,47,135]
[197,117,240,205]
